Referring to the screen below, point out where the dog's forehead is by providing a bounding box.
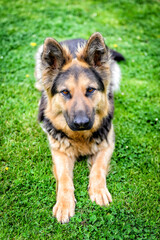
[58,63,104,89]
[64,65,97,83]
[54,65,93,88]
[51,59,105,95]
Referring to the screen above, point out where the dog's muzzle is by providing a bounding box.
[73,114,90,130]
[65,110,94,131]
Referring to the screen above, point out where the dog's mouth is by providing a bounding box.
[68,122,93,131]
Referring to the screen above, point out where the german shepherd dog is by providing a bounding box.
[35,32,124,223]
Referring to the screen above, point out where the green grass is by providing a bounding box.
[0,0,160,239]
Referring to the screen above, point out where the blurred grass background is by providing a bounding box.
[0,0,160,239]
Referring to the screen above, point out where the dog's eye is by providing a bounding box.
[61,89,71,99]
[62,90,69,95]
[86,87,96,96]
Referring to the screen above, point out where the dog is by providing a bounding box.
[34,32,124,223]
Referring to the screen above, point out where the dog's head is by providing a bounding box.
[41,33,111,132]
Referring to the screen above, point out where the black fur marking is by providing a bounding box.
[108,87,114,105]
[89,67,104,91]
[51,74,60,96]
[51,69,72,96]
[43,117,68,140]
[42,42,64,68]
[38,83,114,144]
[91,112,113,143]
[38,93,68,139]
[51,65,105,96]
[65,66,105,91]
[38,92,47,122]
[60,39,87,58]
[91,88,114,143]
[50,70,70,95]
[51,80,57,96]
[110,49,125,62]
[61,38,125,62]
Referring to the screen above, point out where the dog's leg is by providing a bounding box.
[88,126,114,206]
[51,149,76,223]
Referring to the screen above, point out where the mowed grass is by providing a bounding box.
[0,0,160,239]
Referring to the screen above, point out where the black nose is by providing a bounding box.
[73,113,90,129]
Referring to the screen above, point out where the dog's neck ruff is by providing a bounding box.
[41,114,113,144]
[91,113,113,143]
[42,117,69,140]
[38,90,114,144]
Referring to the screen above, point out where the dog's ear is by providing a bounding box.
[41,38,71,92]
[83,32,109,67]
[42,37,69,69]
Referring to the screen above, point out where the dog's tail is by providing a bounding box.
[109,50,125,92]
[110,61,121,92]
[110,49,125,62]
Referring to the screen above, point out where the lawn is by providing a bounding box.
[0,0,160,239]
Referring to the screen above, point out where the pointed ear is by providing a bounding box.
[83,32,109,67]
[42,37,69,69]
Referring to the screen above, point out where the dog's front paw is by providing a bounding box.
[53,194,76,223]
[89,185,112,206]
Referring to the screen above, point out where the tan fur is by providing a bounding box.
[35,33,121,223]
[44,59,110,142]
[49,126,114,222]
[62,58,89,70]
[88,125,114,206]
[46,71,113,222]
[46,54,112,222]
[51,149,76,223]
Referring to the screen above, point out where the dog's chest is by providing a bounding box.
[48,134,103,158]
